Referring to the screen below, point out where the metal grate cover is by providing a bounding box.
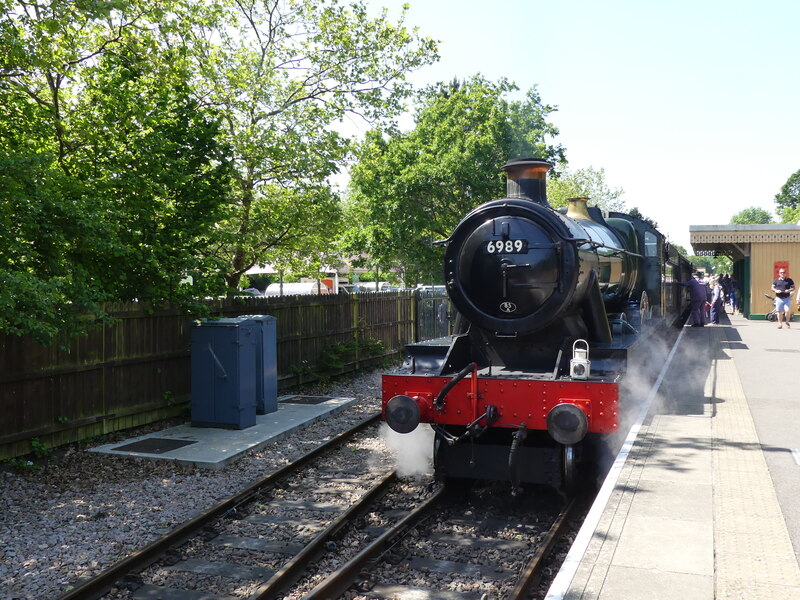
[279,395,334,405]
[113,438,197,454]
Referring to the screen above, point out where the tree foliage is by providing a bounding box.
[774,168,800,223]
[547,166,625,211]
[344,76,565,283]
[689,254,732,275]
[190,0,437,290]
[627,207,658,230]
[1,0,233,340]
[730,207,774,224]
[775,168,800,210]
[670,243,688,256]
[0,0,436,340]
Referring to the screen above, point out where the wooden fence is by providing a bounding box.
[0,291,422,460]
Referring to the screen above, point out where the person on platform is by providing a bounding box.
[679,272,708,327]
[729,275,739,314]
[720,274,731,309]
[771,269,795,329]
[709,276,724,325]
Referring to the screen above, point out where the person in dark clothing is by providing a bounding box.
[771,269,795,329]
[679,272,708,326]
[720,274,731,309]
[729,275,739,314]
[709,276,724,325]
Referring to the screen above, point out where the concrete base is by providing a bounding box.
[88,395,356,469]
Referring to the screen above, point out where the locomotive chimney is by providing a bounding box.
[501,158,552,207]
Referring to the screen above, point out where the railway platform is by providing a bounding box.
[88,394,355,469]
[546,312,800,600]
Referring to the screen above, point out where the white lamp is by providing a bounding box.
[570,339,591,380]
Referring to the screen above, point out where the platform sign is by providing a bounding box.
[774,261,790,279]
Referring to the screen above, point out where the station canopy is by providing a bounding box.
[689,224,800,260]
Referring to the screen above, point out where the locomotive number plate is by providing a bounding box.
[485,239,528,254]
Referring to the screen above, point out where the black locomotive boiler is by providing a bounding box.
[382,158,692,491]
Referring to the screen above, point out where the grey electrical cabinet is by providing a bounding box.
[191,317,258,429]
[241,314,278,415]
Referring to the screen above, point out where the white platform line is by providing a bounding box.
[791,449,800,466]
[545,318,690,600]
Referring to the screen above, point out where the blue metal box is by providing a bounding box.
[191,317,258,429]
[241,314,278,414]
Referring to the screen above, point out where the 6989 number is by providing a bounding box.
[485,239,528,254]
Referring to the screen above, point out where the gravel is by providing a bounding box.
[0,369,388,600]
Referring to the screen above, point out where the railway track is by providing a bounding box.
[304,482,581,600]
[112,471,433,599]
[56,412,417,600]
[57,411,586,600]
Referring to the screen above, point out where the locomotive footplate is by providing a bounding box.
[382,372,619,435]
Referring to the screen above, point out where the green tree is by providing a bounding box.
[627,207,658,229]
[1,0,233,340]
[191,0,438,291]
[689,254,732,275]
[670,243,689,256]
[547,166,625,211]
[730,207,774,224]
[345,76,565,283]
[0,0,435,339]
[76,49,234,302]
[775,168,800,222]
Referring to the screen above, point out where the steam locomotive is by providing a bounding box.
[382,159,692,491]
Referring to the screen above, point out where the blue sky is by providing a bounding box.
[356,0,800,250]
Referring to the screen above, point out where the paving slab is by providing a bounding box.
[597,565,712,600]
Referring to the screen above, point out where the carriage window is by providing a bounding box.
[644,232,658,257]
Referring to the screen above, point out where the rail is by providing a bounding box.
[56,412,381,600]
[302,485,447,599]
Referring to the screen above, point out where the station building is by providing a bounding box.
[689,223,800,319]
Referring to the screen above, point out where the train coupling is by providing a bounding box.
[429,405,499,446]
